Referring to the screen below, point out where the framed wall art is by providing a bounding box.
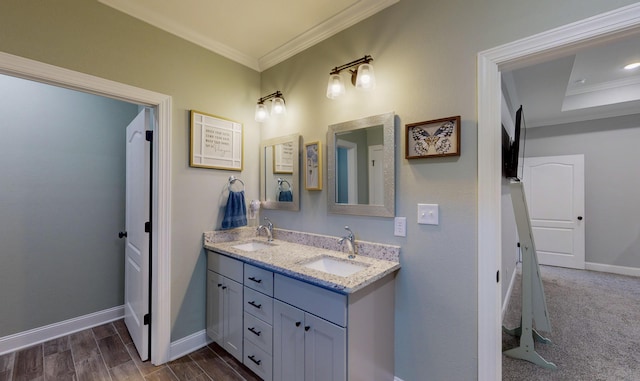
[405,115,461,159]
[273,141,294,174]
[304,141,322,190]
[190,110,243,170]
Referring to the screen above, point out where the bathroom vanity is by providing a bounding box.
[204,228,400,381]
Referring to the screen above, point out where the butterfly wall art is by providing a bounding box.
[405,115,461,159]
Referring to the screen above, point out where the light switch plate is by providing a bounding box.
[394,217,407,237]
[417,204,439,225]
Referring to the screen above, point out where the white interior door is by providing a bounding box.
[368,145,384,205]
[124,109,151,361]
[523,154,585,269]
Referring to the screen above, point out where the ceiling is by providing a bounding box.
[502,32,640,128]
[98,0,399,72]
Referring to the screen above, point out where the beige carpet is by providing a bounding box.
[502,265,640,381]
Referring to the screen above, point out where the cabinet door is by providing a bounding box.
[304,313,346,381]
[206,271,224,343]
[273,300,305,381]
[223,278,244,362]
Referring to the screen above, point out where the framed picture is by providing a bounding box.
[304,141,322,190]
[190,110,243,171]
[405,115,461,159]
[273,141,294,174]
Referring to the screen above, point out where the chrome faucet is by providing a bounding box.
[257,217,274,242]
[338,226,357,259]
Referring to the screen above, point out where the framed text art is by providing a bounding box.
[304,141,322,190]
[405,115,461,159]
[190,110,243,170]
[273,141,294,174]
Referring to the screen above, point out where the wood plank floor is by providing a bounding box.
[0,320,262,381]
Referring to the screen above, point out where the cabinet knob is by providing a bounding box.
[217,283,223,288]
[295,322,301,327]
[118,231,127,239]
[304,326,311,331]
[222,286,227,290]
[577,216,583,221]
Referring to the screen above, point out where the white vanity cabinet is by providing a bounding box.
[207,249,397,381]
[206,252,244,362]
[242,264,275,381]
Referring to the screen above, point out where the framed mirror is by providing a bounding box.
[327,112,395,217]
[260,133,300,211]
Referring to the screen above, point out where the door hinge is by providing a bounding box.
[144,221,151,233]
[145,131,153,142]
[144,314,150,325]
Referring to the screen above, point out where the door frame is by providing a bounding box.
[0,52,172,365]
[477,4,640,380]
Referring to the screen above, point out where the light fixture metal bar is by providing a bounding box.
[257,90,284,104]
[329,55,373,75]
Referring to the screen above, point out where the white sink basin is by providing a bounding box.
[232,241,275,252]
[302,256,367,277]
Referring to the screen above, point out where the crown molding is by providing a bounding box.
[258,0,400,71]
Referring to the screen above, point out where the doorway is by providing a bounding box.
[0,51,172,365]
[476,4,640,380]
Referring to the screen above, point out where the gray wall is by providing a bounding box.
[0,74,139,337]
[525,114,640,269]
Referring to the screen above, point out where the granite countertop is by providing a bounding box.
[203,230,400,294]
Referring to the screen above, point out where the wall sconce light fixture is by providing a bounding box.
[255,90,286,122]
[326,55,376,99]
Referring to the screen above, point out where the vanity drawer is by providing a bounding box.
[244,339,273,381]
[244,312,273,355]
[244,286,273,325]
[274,274,347,327]
[244,264,274,296]
[207,251,243,283]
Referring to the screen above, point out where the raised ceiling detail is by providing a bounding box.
[98,0,400,72]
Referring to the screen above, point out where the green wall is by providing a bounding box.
[1,0,639,379]
[0,0,261,342]
[259,0,638,379]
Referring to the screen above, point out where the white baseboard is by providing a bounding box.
[168,329,212,361]
[585,262,640,277]
[0,305,124,356]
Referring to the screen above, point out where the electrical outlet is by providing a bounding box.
[394,217,407,237]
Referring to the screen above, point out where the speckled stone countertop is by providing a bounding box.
[203,227,401,294]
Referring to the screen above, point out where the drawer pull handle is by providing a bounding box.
[248,276,262,283]
[248,301,262,309]
[248,355,261,366]
[295,322,301,327]
[305,326,311,331]
[248,327,261,336]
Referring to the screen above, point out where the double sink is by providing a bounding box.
[231,240,368,277]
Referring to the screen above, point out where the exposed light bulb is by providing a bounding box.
[326,73,345,99]
[624,62,640,70]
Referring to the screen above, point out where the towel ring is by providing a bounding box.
[277,178,291,191]
[228,176,245,192]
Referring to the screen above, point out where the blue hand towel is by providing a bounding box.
[278,190,293,202]
[222,190,247,229]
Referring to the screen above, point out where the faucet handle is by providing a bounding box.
[344,226,354,238]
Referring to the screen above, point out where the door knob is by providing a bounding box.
[118,231,128,238]
[577,216,583,221]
